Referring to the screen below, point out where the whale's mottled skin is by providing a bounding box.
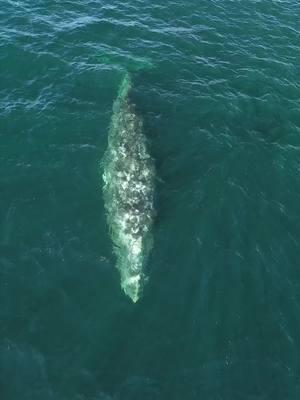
[103,74,155,302]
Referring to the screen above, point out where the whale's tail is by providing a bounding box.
[99,52,154,74]
[111,72,132,115]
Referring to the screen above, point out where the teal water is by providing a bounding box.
[1,1,300,399]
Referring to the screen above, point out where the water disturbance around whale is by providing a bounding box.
[102,73,155,303]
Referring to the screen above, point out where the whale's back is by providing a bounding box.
[103,74,155,302]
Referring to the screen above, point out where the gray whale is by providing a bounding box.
[103,74,155,302]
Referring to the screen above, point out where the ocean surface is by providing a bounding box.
[1,1,300,399]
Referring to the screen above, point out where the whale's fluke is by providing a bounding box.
[103,73,155,302]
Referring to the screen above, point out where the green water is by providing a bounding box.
[1,1,300,399]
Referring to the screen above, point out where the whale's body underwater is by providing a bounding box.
[103,74,155,302]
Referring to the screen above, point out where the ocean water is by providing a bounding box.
[1,0,300,399]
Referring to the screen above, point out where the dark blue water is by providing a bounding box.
[1,1,300,399]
